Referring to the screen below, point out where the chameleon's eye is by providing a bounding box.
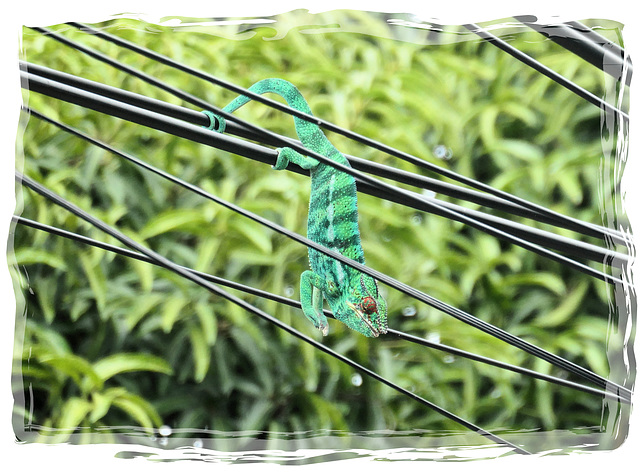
[361,296,377,315]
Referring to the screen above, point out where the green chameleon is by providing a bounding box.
[204,78,387,337]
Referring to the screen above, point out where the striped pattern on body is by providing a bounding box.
[207,78,387,337]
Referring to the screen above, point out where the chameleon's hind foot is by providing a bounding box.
[202,110,226,133]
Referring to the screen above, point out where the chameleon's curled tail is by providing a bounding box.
[201,77,385,337]
[203,78,317,142]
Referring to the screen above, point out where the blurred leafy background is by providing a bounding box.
[10,10,631,454]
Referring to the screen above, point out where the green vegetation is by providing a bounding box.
[12,10,629,454]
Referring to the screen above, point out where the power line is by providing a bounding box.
[53,22,627,243]
[19,61,555,225]
[20,66,629,264]
[17,18,632,446]
[463,23,629,122]
[21,69,627,284]
[13,214,629,405]
[30,25,631,268]
[15,172,531,455]
[17,99,631,400]
[565,20,627,60]
[514,16,632,85]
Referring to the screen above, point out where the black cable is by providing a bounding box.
[463,23,629,122]
[21,70,627,285]
[22,71,274,162]
[373,185,628,265]
[19,70,629,264]
[565,20,627,60]
[514,16,632,85]
[22,61,631,254]
[55,22,627,243]
[12,215,630,405]
[14,172,531,455]
[19,102,566,290]
[18,100,631,400]
[19,61,557,225]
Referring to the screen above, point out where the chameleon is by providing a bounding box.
[203,78,387,337]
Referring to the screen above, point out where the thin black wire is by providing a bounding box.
[565,20,628,60]
[368,185,628,265]
[12,215,630,405]
[19,61,561,226]
[21,69,627,285]
[38,25,632,256]
[14,172,530,455]
[23,100,627,291]
[18,103,631,401]
[55,22,627,243]
[20,65,629,264]
[18,23,632,442]
[513,16,632,85]
[463,23,629,122]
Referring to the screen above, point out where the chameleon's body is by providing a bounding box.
[206,78,387,337]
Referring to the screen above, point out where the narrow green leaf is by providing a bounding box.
[309,395,347,430]
[69,296,91,322]
[33,277,58,324]
[238,399,272,431]
[93,353,173,382]
[492,139,544,162]
[139,208,208,240]
[535,281,589,328]
[129,258,155,293]
[161,296,189,333]
[557,170,583,204]
[575,316,611,341]
[57,397,91,437]
[13,247,67,270]
[194,238,221,273]
[500,101,539,127]
[189,325,210,383]
[112,395,157,431]
[26,323,71,356]
[583,340,609,376]
[79,252,107,314]
[124,293,165,331]
[300,341,319,392]
[213,339,233,395]
[479,104,499,146]
[533,361,556,430]
[89,391,114,423]
[40,353,103,392]
[195,302,218,346]
[502,272,566,296]
[230,219,272,254]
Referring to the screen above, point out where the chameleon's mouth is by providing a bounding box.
[346,301,380,337]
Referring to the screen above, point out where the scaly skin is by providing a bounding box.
[204,78,387,337]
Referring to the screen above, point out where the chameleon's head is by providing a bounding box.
[335,274,388,337]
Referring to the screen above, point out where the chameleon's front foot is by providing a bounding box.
[272,148,290,171]
[319,322,329,336]
[273,147,320,171]
[305,312,329,336]
[306,306,330,336]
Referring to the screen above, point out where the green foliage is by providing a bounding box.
[12,11,628,451]
[14,317,171,441]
